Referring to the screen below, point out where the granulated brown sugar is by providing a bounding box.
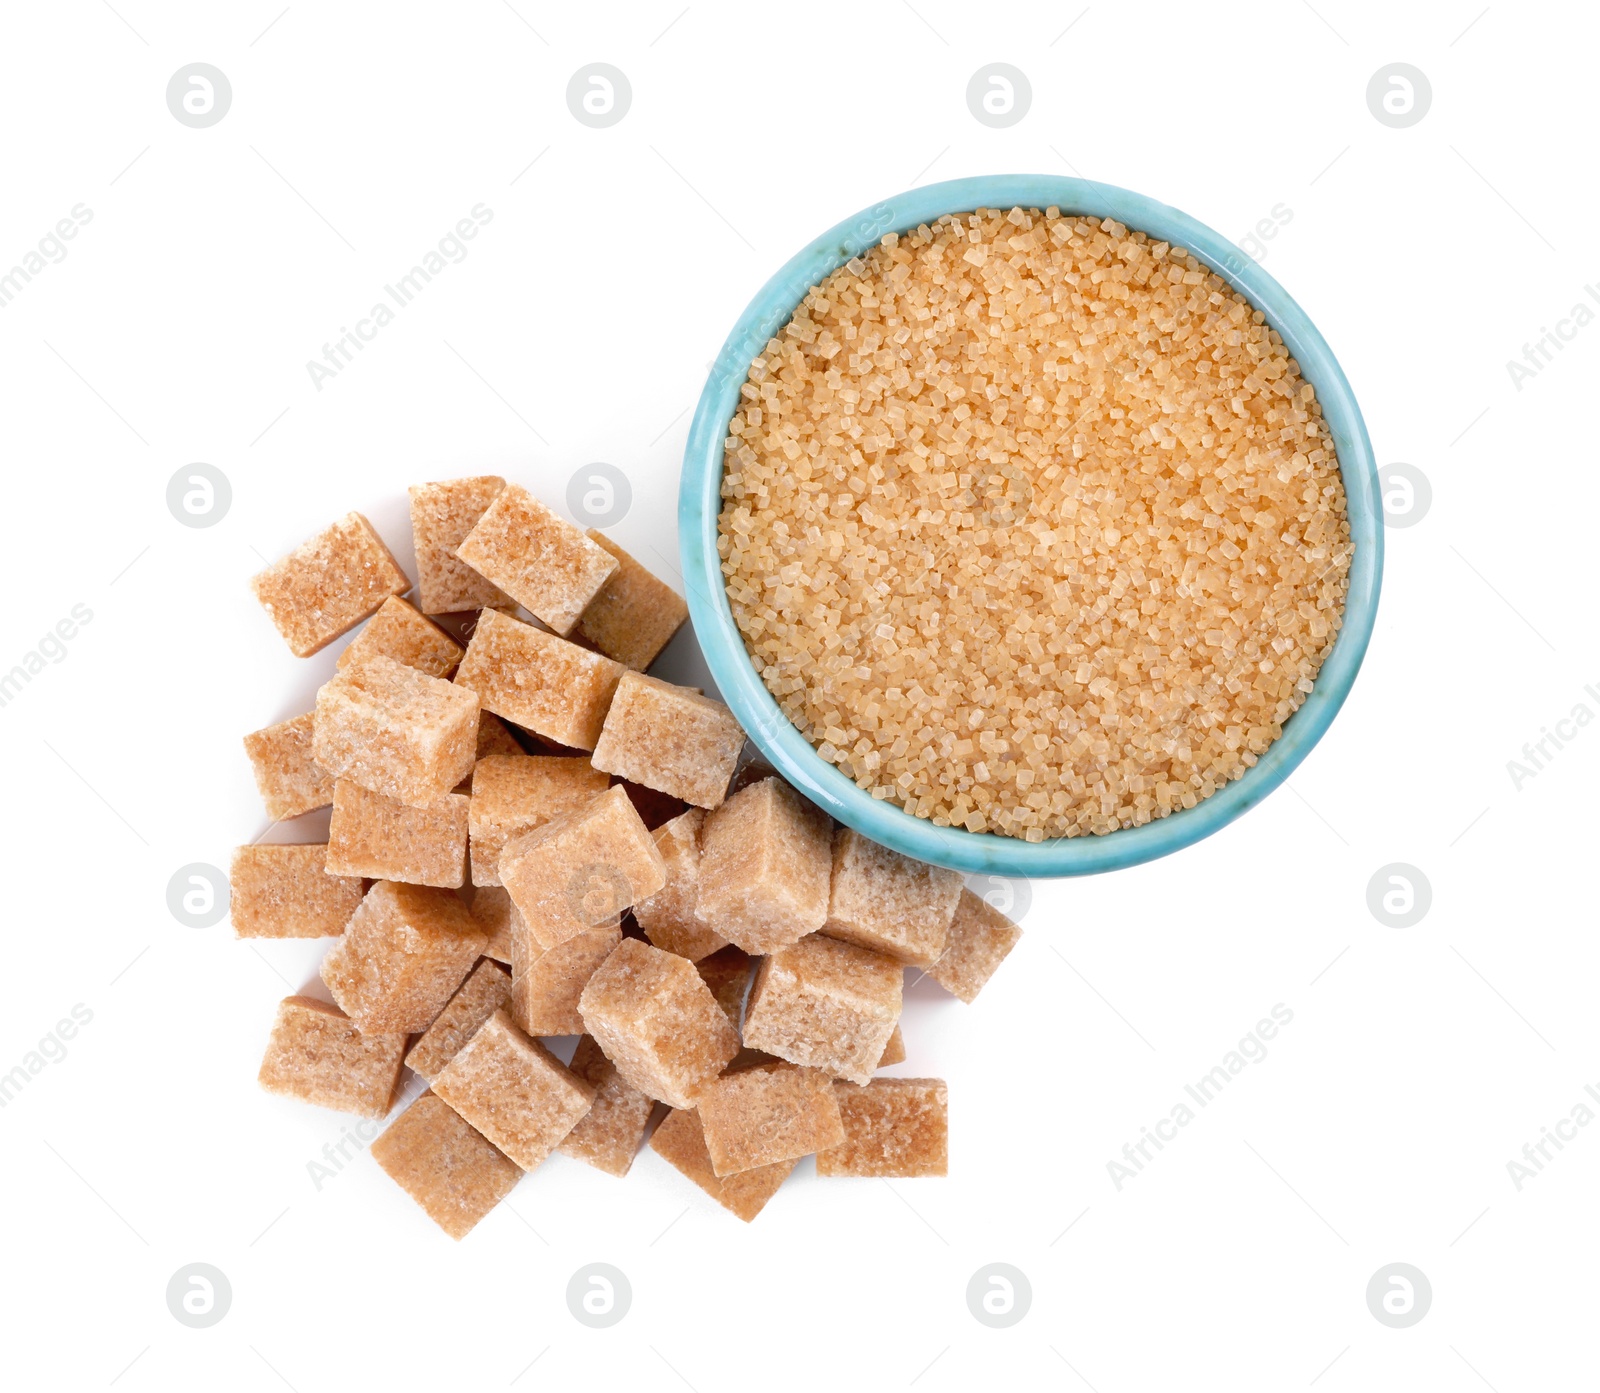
[718,208,1351,839]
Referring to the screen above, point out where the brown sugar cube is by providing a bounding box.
[229,844,363,939]
[574,530,689,670]
[242,711,335,821]
[927,888,1024,1003]
[590,672,745,810]
[469,886,519,964]
[430,1009,594,1171]
[499,785,666,948]
[742,934,902,1085]
[876,1022,906,1069]
[649,1107,796,1222]
[251,511,410,657]
[556,1035,655,1177]
[337,596,464,678]
[405,959,513,1080]
[455,483,618,635]
[820,828,964,968]
[469,754,610,887]
[476,712,524,759]
[816,1078,948,1177]
[321,881,487,1033]
[314,654,480,807]
[453,610,623,751]
[696,945,753,1032]
[257,995,406,1118]
[697,1062,845,1177]
[325,781,468,888]
[695,777,833,955]
[577,938,739,1108]
[633,809,727,962]
[370,1090,521,1240]
[510,919,621,1035]
[409,477,515,615]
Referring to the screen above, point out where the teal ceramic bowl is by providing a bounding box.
[679,174,1381,876]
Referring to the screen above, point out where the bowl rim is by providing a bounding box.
[678,173,1382,876]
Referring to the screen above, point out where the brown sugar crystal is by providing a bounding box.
[574,530,689,670]
[370,1090,521,1239]
[696,945,753,1031]
[321,881,486,1033]
[469,886,519,963]
[337,596,464,678]
[405,959,513,1080]
[257,995,406,1118]
[468,754,610,887]
[229,843,363,938]
[590,672,745,809]
[511,919,621,1036]
[649,1107,795,1222]
[816,1078,948,1177]
[697,1061,844,1177]
[455,483,618,635]
[408,477,515,615]
[430,1009,594,1171]
[499,785,666,949]
[325,781,468,888]
[242,711,335,821]
[453,609,623,751]
[633,809,727,962]
[577,938,739,1108]
[876,1022,906,1069]
[927,888,1023,1003]
[742,934,902,1085]
[251,511,410,657]
[314,654,480,807]
[556,1035,655,1177]
[694,777,832,955]
[820,828,963,968]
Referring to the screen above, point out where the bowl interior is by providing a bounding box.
[679,174,1381,876]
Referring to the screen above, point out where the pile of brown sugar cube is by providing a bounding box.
[235,477,1022,1238]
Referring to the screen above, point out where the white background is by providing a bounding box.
[1,2,1595,1389]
